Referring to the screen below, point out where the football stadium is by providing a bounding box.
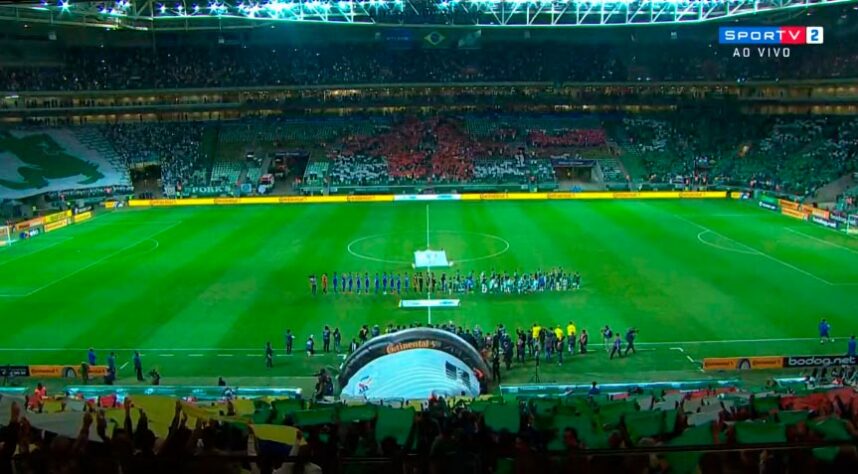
[2,0,858,472]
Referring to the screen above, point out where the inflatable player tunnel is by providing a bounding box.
[338,328,490,399]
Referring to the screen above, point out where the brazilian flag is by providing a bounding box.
[423,31,448,48]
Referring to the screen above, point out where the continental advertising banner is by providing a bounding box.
[703,354,858,371]
[44,219,70,233]
[128,191,727,208]
[0,365,109,378]
[703,356,784,371]
[13,216,45,232]
[782,207,809,221]
[810,207,831,220]
[73,211,93,224]
[346,195,394,203]
[779,199,800,211]
[43,210,72,225]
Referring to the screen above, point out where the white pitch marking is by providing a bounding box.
[0,239,71,268]
[670,212,835,286]
[6,222,181,298]
[426,203,430,251]
[786,227,858,256]
[347,230,509,265]
[0,337,829,353]
[640,337,820,346]
[159,354,174,357]
[217,354,234,357]
[188,354,204,357]
[427,204,432,326]
[119,362,129,370]
[696,230,760,256]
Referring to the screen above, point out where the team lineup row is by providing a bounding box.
[307,269,582,295]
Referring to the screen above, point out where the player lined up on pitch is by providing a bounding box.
[307,268,582,296]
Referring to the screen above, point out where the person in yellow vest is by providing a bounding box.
[567,321,577,355]
[531,323,541,358]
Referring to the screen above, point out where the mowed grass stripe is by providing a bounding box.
[58,213,228,350]
[0,200,856,381]
[583,201,723,340]
[219,204,356,351]
[131,206,311,352]
[0,220,188,345]
[639,202,834,334]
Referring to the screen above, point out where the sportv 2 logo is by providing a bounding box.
[719,26,824,45]
[719,26,823,59]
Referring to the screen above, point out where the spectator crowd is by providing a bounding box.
[2,39,858,92]
[4,376,858,474]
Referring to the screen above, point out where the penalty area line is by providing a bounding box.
[11,222,182,298]
[786,227,858,256]
[670,346,703,372]
[667,211,835,286]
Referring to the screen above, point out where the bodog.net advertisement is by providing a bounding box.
[704,354,858,371]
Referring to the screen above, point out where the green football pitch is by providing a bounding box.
[1,199,857,387]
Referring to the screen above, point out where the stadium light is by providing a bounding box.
[9,0,858,27]
[209,1,228,14]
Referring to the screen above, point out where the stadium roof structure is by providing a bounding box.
[0,0,855,29]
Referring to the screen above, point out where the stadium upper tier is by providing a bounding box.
[2,42,858,93]
[1,0,855,27]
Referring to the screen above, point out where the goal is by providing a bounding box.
[849,215,858,235]
[0,225,12,247]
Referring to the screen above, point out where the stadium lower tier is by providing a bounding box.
[2,382,858,474]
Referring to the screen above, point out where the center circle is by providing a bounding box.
[347,230,510,266]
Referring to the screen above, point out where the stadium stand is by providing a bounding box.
[329,156,388,187]
[3,42,858,91]
[327,117,561,187]
[473,157,556,185]
[613,115,858,196]
[0,128,130,199]
[5,113,857,199]
[300,161,330,189]
[100,123,207,193]
[4,382,858,473]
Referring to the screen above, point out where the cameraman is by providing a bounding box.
[149,368,161,385]
[625,328,639,356]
